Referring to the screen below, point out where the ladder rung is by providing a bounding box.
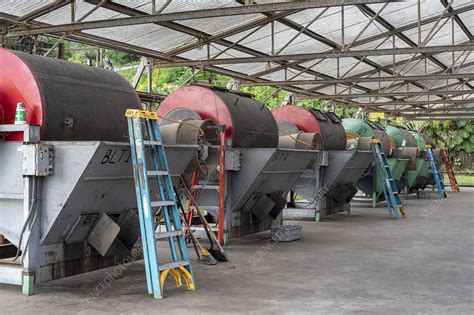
[190,205,219,211]
[192,185,219,190]
[186,225,219,232]
[159,260,189,271]
[144,140,162,146]
[155,230,182,239]
[147,170,169,176]
[151,200,175,207]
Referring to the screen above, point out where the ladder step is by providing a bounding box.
[147,170,169,176]
[186,225,218,233]
[192,185,219,190]
[151,200,175,207]
[144,140,162,146]
[190,205,219,211]
[155,230,183,239]
[159,260,189,271]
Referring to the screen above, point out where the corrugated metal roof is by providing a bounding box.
[0,0,472,115]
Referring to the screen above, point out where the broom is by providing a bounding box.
[174,187,218,265]
[179,176,234,268]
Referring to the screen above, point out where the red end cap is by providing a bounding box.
[0,48,42,141]
[272,105,322,134]
[157,85,234,138]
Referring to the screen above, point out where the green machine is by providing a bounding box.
[385,125,428,192]
[342,118,409,207]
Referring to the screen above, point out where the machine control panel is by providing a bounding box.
[22,144,54,176]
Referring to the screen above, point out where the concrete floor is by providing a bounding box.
[1,187,473,314]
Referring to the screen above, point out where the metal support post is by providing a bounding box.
[21,176,41,296]
[0,27,5,48]
[217,125,226,245]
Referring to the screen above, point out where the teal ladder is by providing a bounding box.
[370,139,405,219]
[126,109,195,299]
[425,145,446,199]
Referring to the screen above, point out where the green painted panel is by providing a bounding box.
[407,158,431,189]
[420,160,432,178]
[375,158,408,192]
[342,118,375,137]
[410,131,426,150]
[386,125,406,148]
[22,274,35,296]
[391,159,409,180]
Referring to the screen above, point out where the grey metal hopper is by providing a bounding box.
[321,150,373,203]
[194,148,317,240]
[0,139,197,286]
[285,150,373,220]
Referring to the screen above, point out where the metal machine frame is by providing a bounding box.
[0,124,198,294]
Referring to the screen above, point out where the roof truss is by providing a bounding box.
[0,0,472,118]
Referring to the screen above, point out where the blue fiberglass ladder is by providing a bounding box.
[126,109,195,299]
[425,144,447,199]
[370,138,405,219]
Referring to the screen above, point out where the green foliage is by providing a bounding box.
[420,120,473,169]
[4,37,16,49]
[444,174,474,186]
[240,86,287,109]
[157,68,228,92]
[334,106,359,119]
[405,120,429,132]
[105,50,140,65]
[6,36,56,54]
[116,67,229,95]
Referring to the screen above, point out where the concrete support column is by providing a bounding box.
[21,176,41,296]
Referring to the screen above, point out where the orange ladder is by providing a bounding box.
[441,147,460,193]
[184,126,226,245]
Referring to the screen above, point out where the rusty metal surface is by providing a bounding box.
[278,132,319,150]
[160,119,218,145]
[392,147,418,170]
[309,110,347,150]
